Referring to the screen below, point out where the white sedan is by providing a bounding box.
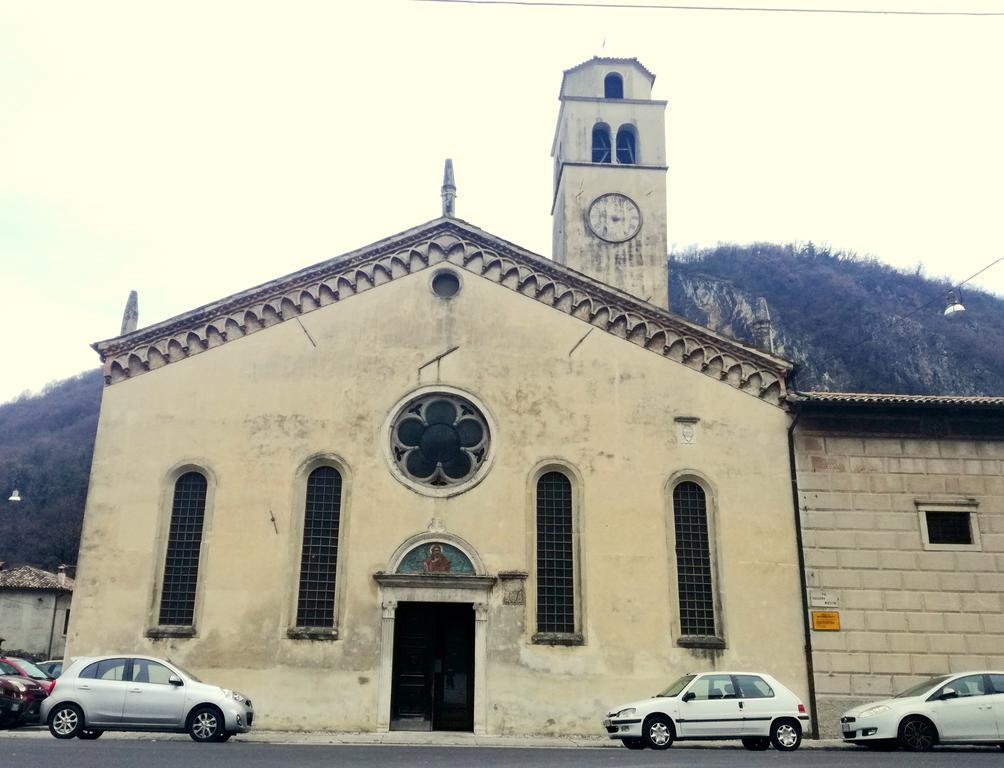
[603,671,810,751]
[841,671,1004,751]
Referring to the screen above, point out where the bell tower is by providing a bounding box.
[551,57,669,308]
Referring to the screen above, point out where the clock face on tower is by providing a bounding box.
[587,193,642,243]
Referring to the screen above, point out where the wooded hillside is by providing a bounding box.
[2,244,1001,568]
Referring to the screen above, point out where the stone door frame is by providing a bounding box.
[374,572,495,734]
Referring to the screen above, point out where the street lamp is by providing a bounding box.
[7,489,20,503]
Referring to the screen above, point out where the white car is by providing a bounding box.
[40,655,254,742]
[841,671,1004,751]
[603,671,810,751]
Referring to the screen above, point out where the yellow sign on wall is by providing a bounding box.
[811,611,841,631]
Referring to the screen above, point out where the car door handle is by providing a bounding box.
[78,684,90,690]
[129,688,142,693]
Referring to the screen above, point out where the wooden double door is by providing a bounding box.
[390,602,475,732]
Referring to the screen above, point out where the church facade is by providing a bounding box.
[68,56,1004,739]
[69,58,811,734]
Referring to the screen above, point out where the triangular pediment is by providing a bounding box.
[93,218,791,404]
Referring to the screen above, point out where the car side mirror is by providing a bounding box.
[168,675,183,686]
[682,691,696,703]
[939,688,958,700]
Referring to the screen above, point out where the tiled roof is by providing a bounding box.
[562,56,656,82]
[0,565,74,591]
[790,391,1004,407]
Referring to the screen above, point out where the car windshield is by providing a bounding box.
[895,676,951,698]
[10,658,51,679]
[658,675,697,697]
[166,660,201,683]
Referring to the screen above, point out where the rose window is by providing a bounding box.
[391,394,490,488]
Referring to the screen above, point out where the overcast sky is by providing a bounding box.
[2,0,1003,404]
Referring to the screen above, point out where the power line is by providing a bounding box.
[414,0,1004,17]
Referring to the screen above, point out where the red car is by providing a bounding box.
[0,673,48,726]
[0,657,56,695]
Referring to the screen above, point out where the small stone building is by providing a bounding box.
[0,565,74,659]
[790,393,1004,736]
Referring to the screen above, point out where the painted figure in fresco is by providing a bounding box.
[423,543,452,573]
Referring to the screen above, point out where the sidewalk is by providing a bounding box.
[1,726,851,749]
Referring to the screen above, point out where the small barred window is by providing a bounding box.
[296,466,343,628]
[925,511,972,546]
[158,471,208,627]
[673,481,716,637]
[536,471,575,635]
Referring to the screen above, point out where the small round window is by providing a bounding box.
[431,270,461,298]
[390,392,490,491]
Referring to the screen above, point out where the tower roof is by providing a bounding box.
[560,56,656,91]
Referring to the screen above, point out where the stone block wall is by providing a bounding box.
[794,428,1004,737]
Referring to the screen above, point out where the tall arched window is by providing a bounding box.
[158,471,208,627]
[295,466,343,628]
[616,125,637,164]
[604,73,624,99]
[592,124,612,163]
[535,471,576,636]
[673,481,716,637]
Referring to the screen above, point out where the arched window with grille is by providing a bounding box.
[295,465,344,629]
[616,125,638,164]
[157,471,208,627]
[534,470,579,641]
[592,124,612,164]
[673,480,717,638]
[604,72,624,99]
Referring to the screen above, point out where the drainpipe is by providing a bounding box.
[47,591,59,659]
[787,407,819,739]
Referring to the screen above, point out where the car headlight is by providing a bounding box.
[859,705,890,718]
[222,688,247,704]
[615,708,636,718]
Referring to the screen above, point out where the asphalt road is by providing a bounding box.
[3,739,1003,768]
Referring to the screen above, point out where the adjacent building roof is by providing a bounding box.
[91,217,792,405]
[0,565,74,592]
[790,392,1004,408]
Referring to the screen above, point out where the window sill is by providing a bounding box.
[677,635,726,650]
[287,627,339,641]
[146,626,196,639]
[532,632,584,646]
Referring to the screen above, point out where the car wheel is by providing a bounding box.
[742,736,771,750]
[642,714,674,750]
[621,738,645,750]
[48,703,84,739]
[770,718,802,751]
[187,705,225,742]
[898,716,937,752]
[78,729,103,740]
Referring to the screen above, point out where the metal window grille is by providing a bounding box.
[616,128,637,164]
[673,481,716,637]
[158,472,208,626]
[536,471,575,634]
[926,511,972,545]
[296,466,343,628]
[592,126,612,163]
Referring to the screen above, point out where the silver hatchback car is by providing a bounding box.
[40,655,253,742]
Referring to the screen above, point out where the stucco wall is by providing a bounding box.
[795,428,1004,737]
[70,266,806,734]
[0,589,70,658]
